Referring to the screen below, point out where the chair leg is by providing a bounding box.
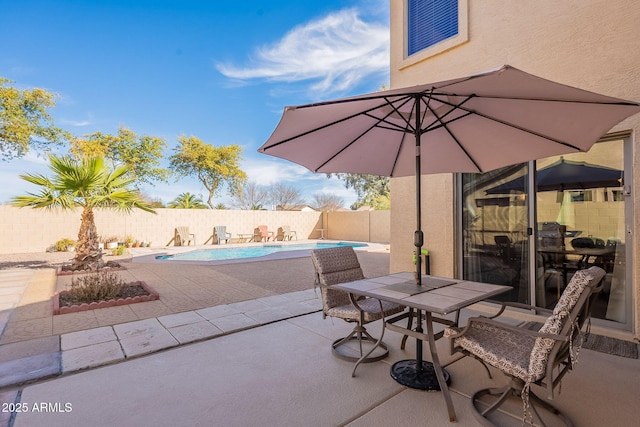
[471,379,574,427]
[331,324,389,366]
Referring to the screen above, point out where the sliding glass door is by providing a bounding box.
[460,164,530,304]
[459,138,632,329]
[535,139,628,326]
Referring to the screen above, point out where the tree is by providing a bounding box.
[232,181,269,210]
[312,193,344,211]
[331,173,390,210]
[138,192,165,208]
[168,192,208,209]
[11,155,155,271]
[270,183,307,210]
[169,135,246,209]
[70,127,170,186]
[0,77,69,160]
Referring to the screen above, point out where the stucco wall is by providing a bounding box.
[389,0,640,335]
[0,206,389,254]
[323,210,390,243]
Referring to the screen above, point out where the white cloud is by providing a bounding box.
[216,8,389,96]
[60,119,91,127]
[241,157,314,185]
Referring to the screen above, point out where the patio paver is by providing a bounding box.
[113,318,179,358]
[167,321,223,344]
[62,340,124,372]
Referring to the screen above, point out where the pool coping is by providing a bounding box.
[132,240,388,266]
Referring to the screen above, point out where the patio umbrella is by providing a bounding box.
[258,65,640,392]
[485,157,623,194]
[259,65,640,284]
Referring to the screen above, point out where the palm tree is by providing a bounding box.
[168,192,207,209]
[11,154,155,271]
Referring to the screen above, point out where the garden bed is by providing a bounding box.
[53,281,159,315]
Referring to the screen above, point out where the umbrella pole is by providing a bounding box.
[413,95,424,372]
[391,94,450,391]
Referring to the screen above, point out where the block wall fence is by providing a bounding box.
[0,206,390,254]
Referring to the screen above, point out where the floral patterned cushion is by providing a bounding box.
[446,323,537,381]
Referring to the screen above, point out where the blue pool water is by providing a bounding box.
[156,242,367,262]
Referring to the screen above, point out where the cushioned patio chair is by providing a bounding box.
[445,266,605,426]
[174,226,195,246]
[311,246,405,376]
[214,226,232,244]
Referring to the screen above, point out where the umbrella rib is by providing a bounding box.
[388,132,408,176]
[430,95,584,151]
[428,100,483,171]
[313,98,414,173]
[262,95,415,151]
[458,93,640,107]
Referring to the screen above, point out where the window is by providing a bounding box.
[407,0,459,56]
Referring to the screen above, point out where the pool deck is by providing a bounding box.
[0,241,390,390]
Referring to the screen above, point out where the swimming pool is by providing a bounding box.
[156,242,368,262]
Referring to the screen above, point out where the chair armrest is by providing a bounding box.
[313,281,373,314]
[489,302,553,319]
[448,316,569,342]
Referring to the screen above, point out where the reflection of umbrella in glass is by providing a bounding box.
[258,65,640,402]
[486,157,623,194]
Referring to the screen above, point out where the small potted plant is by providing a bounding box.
[125,235,135,248]
[104,236,119,250]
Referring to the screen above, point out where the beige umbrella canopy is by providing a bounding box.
[260,65,640,283]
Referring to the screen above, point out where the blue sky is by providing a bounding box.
[0,0,390,207]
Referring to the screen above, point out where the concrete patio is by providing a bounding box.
[1,244,639,426]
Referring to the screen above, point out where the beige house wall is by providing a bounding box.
[389,0,640,335]
[0,206,389,254]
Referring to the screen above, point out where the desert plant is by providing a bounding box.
[11,155,156,271]
[67,271,125,302]
[103,235,119,243]
[54,238,76,252]
[168,192,208,209]
[111,245,127,256]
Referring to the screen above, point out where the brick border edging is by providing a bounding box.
[53,281,159,315]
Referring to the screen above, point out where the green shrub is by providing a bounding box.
[54,238,76,252]
[111,245,128,256]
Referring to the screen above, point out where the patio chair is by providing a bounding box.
[311,246,405,376]
[213,226,232,244]
[445,266,605,426]
[174,226,195,246]
[494,235,513,264]
[253,225,272,242]
[283,225,297,241]
[274,225,297,241]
